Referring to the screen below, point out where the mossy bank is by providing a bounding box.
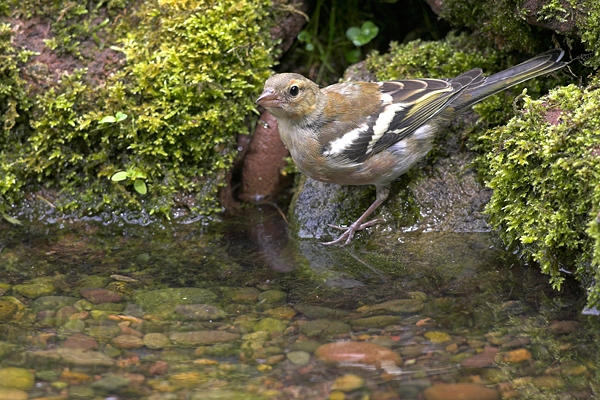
[1,0,277,221]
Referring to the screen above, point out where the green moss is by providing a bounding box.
[366,32,503,81]
[0,23,35,218]
[2,0,276,220]
[439,0,543,54]
[9,0,129,58]
[585,216,600,306]
[437,0,600,68]
[579,0,600,68]
[477,78,600,307]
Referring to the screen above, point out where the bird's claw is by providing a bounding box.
[320,219,381,246]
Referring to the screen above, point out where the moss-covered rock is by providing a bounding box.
[433,0,600,68]
[477,78,600,307]
[1,0,277,221]
[366,32,502,81]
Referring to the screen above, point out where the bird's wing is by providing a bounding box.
[332,71,483,163]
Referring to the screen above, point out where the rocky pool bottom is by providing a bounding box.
[0,209,598,400]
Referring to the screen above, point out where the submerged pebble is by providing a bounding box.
[423,383,500,400]
[315,341,402,367]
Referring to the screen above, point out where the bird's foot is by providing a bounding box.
[320,219,381,246]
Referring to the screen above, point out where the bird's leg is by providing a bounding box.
[321,185,390,246]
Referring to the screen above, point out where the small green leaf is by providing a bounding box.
[134,179,147,195]
[346,27,362,45]
[111,171,128,181]
[99,115,116,124]
[115,112,128,122]
[346,21,379,46]
[297,30,311,43]
[129,170,147,180]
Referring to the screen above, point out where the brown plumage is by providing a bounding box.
[256,49,567,245]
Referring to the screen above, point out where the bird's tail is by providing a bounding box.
[454,49,567,110]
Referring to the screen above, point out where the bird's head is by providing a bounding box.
[256,73,320,120]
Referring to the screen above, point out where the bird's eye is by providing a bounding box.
[289,85,299,96]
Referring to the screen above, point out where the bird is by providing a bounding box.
[255,49,567,246]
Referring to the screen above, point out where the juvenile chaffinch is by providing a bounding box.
[256,49,566,245]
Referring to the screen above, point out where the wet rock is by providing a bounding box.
[69,385,95,399]
[149,360,169,375]
[502,348,532,363]
[264,306,297,319]
[289,339,322,353]
[366,299,424,314]
[502,336,532,349]
[315,341,402,367]
[232,314,260,333]
[532,376,565,389]
[63,333,99,350]
[230,287,262,303]
[135,288,217,311]
[0,367,35,391]
[60,368,93,384]
[93,302,124,312]
[30,348,115,367]
[400,344,427,358]
[424,331,452,343]
[562,365,588,375]
[117,322,143,337]
[445,343,458,352]
[266,354,286,365]
[12,278,56,299]
[0,300,17,321]
[74,299,94,311]
[190,390,265,400]
[349,315,401,327]
[423,383,500,400]
[169,330,240,346]
[55,305,78,321]
[462,346,499,368]
[299,319,352,337]
[76,275,110,291]
[31,296,80,313]
[80,288,123,304]
[112,334,144,349]
[87,323,122,341]
[331,374,365,392]
[257,289,286,305]
[143,333,171,349]
[549,320,581,333]
[0,388,28,400]
[294,304,350,319]
[0,283,10,296]
[286,350,311,366]
[91,373,131,392]
[169,371,205,388]
[58,319,86,336]
[36,310,56,321]
[253,317,288,333]
[88,310,115,320]
[0,341,17,359]
[174,304,226,321]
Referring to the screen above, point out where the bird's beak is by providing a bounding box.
[256,88,281,108]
